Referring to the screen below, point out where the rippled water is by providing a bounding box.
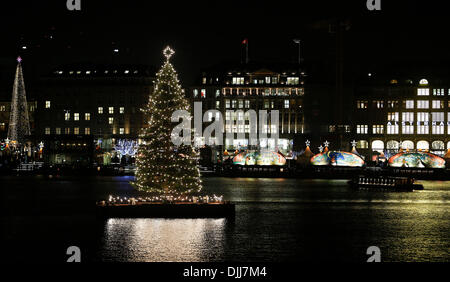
[1,176,449,262]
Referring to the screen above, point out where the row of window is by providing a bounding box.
[356,123,450,135]
[228,76,299,85]
[44,127,126,135]
[193,88,303,98]
[223,99,292,109]
[416,88,450,96]
[0,105,36,112]
[356,139,449,151]
[357,99,450,109]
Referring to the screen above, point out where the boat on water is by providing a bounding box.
[348,176,424,192]
[96,200,235,218]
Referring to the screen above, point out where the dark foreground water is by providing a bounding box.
[1,176,449,262]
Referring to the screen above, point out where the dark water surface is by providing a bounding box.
[1,176,449,262]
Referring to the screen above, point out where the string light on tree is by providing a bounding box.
[131,46,202,195]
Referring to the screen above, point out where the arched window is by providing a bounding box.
[432,141,445,150]
[371,140,384,152]
[401,140,414,150]
[386,140,399,150]
[356,140,368,149]
[419,78,428,85]
[417,140,429,150]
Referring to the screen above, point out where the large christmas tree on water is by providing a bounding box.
[132,46,202,194]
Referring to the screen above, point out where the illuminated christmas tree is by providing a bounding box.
[132,46,202,194]
[8,56,30,143]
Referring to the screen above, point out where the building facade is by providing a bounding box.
[189,63,305,162]
[352,77,450,160]
[34,65,154,165]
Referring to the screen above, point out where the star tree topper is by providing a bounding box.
[163,46,175,61]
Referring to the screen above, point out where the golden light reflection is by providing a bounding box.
[104,218,226,262]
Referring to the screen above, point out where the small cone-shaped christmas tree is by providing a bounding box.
[132,46,202,194]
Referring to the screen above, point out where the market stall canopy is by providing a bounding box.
[233,150,286,166]
[388,152,445,169]
[310,151,365,167]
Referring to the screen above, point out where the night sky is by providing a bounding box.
[0,0,447,91]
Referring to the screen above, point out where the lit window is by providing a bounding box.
[215,89,220,97]
[387,100,398,108]
[404,100,414,109]
[284,100,289,109]
[85,127,90,135]
[119,128,124,134]
[74,113,79,121]
[387,112,399,134]
[225,99,230,108]
[232,100,237,108]
[419,79,428,85]
[356,140,369,149]
[402,112,414,134]
[417,112,429,134]
[193,89,198,97]
[357,100,368,109]
[372,125,384,134]
[108,117,114,124]
[417,88,429,96]
[202,77,206,84]
[417,100,429,109]
[98,107,103,114]
[109,107,114,114]
[432,100,443,109]
[286,77,299,85]
[373,100,384,108]
[272,77,278,84]
[387,123,399,134]
[85,113,90,120]
[265,77,271,84]
[356,125,368,134]
[245,100,250,108]
[65,128,70,134]
[45,101,51,108]
[74,127,79,135]
[0,105,5,111]
[387,112,399,122]
[238,100,243,108]
[432,89,444,96]
[216,101,220,109]
[201,89,206,98]
[55,128,61,135]
[431,112,444,134]
[232,77,244,85]
[45,127,50,135]
[120,107,124,114]
[65,113,70,121]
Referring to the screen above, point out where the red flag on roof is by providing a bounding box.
[242,38,248,44]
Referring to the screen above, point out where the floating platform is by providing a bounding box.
[96,202,235,218]
[348,176,424,192]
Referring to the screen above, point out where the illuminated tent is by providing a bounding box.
[388,152,445,169]
[310,151,365,167]
[233,150,286,166]
[296,145,314,167]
